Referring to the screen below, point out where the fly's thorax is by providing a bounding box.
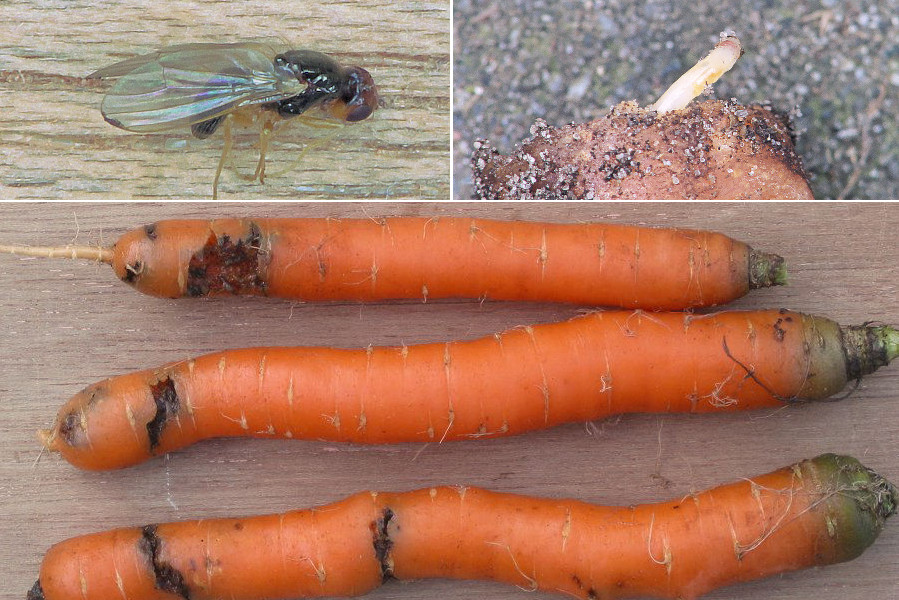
[274,50,344,91]
[270,59,308,98]
[271,51,378,123]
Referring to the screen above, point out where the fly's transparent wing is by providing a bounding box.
[94,43,304,133]
[88,42,288,79]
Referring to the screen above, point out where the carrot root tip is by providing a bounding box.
[841,324,899,378]
[36,429,54,450]
[0,243,113,263]
[748,248,787,288]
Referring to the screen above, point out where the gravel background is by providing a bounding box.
[454,0,898,199]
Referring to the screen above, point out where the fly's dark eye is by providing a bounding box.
[336,67,378,122]
[346,104,373,122]
[345,72,365,98]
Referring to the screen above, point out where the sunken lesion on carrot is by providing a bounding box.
[1,217,784,309]
[38,310,899,471]
[29,454,897,600]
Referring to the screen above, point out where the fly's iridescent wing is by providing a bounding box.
[90,42,305,133]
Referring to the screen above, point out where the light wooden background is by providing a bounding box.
[0,202,897,600]
[0,0,450,199]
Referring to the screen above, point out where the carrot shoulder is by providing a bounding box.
[30,454,897,600]
[42,310,898,470]
[1,217,785,309]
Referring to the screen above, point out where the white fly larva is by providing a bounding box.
[650,34,743,114]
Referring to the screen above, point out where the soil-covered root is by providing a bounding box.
[472,99,813,200]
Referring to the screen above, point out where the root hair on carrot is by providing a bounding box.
[561,508,572,552]
[485,541,538,591]
[721,337,788,402]
[299,556,328,584]
[31,442,47,471]
[646,513,673,574]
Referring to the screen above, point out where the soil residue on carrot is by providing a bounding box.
[186,222,267,297]
[26,581,44,600]
[773,317,788,341]
[472,99,813,199]
[841,324,899,379]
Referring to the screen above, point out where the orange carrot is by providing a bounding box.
[0,217,785,309]
[29,453,897,600]
[42,310,898,470]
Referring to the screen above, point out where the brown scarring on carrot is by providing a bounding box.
[0,217,786,310]
[40,309,899,470]
[29,454,898,600]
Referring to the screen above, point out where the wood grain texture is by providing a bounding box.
[0,0,450,199]
[1,202,897,600]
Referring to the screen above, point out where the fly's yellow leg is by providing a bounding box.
[254,117,276,183]
[226,113,277,183]
[212,114,235,200]
[264,127,342,179]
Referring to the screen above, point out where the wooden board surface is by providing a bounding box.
[0,0,450,199]
[1,202,897,600]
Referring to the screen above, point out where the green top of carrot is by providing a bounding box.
[842,324,899,379]
[881,326,899,364]
[810,453,898,563]
[748,248,788,288]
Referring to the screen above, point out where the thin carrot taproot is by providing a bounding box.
[29,453,897,600]
[42,309,898,470]
[0,217,785,309]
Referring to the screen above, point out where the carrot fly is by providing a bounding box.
[88,41,379,198]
